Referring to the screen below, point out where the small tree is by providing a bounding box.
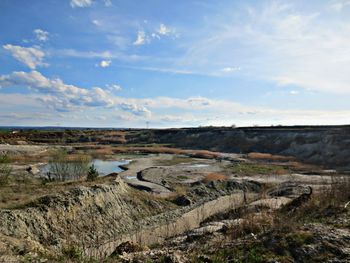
[87,164,99,182]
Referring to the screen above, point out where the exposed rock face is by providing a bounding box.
[0,178,169,255]
[144,126,350,170]
[0,175,262,258]
[3,126,350,169]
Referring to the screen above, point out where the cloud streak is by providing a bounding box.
[180,1,350,94]
[70,0,92,8]
[3,44,47,69]
[133,31,146,45]
[0,70,112,111]
[1,70,350,127]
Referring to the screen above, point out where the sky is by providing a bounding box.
[1,0,350,128]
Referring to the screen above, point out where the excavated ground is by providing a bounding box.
[0,144,348,262]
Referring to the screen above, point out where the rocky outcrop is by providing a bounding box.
[0,178,170,256]
[144,126,350,170]
[0,176,263,258]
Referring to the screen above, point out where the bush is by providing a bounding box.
[48,149,91,181]
[61,245,83,261]
[87,164,99,181]
[0,154,12,186]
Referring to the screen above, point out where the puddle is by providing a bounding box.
[40,159,131,177]
[92,159,130,176]
[186,164,210,168]
[125,175,137,180]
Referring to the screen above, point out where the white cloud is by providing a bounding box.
[57,49,112,59]
[133,31,146,46]
[289,90,299,95]
[56,48,145,62]
[157,23,171,35]
[103,0,112,6]
[70,0,92,8]
[151,33,160,40]
[106,84,122,91]
[92,19,101,26]
[332,0,350,11]
[133,25,176,47]
[221,67,241,73]
[1,71,350,126]
[181,1,350,94]
[0,70,113,111]
[3,44,46,69]
[151,24,177,40]
[160,115,184,122]
[99,60,111,67]
[0,71,154,119]
[187,97,212,107]
[33,29,49,42]
[120,102,151,118]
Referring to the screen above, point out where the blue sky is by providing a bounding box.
[1,0,350,127]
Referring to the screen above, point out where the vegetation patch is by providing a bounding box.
[0,154,12,186]
[248,152,295,162]
[202,173,228,183]
[228,163,288,176]
[46,149,91,181]
[177,175,189,180]
[156,156,195,166]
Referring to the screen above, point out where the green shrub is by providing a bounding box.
[87,164,99,181]
[61,245,83,261]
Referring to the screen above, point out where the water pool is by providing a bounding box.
[40,159,131,177]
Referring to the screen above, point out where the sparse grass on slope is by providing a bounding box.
[228,162,288,176]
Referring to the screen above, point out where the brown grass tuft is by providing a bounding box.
[203,172,228,183]
[248,152,294,162]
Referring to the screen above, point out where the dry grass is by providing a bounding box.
[190,150,221,159]
[156,156,195,166]
[109,146,222,159]
[268,175,350,234]
[248,152,295,162]
[0,173,116,209]
[229,212,273,240]
[225,174,350,245]
[202,172,228,183]
[72,145,223,160]
[88,148,114,159]
[228,163,288,176]
[173,184,189,195]
[7,152,50,164]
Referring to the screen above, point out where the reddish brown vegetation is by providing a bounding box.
[109,146,222,159]
[247,152,295,162]
[202,173,228,183]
